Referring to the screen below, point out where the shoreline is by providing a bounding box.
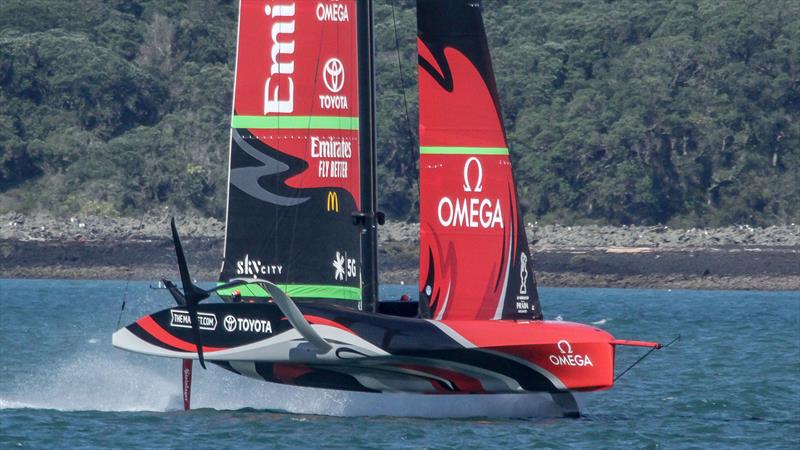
[2,239,797,291]
[1,213,798,291]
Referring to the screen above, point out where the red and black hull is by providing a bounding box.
[114,302,616,396]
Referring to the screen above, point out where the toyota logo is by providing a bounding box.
[224,315,237,332]
[323,58,345,93]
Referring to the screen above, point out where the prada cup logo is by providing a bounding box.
[170,310,217,331]
[463,157,483,192]
[224,315,237,332]
[323,58,345,93]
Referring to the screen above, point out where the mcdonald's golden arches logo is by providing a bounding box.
[326,191,339,212]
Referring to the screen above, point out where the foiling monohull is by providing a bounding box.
[113,0,662,417]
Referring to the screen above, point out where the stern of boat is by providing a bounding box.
[436,319,619,392]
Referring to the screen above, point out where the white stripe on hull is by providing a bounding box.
[112,325,389,363]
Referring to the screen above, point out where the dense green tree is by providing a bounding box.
[0,0,797,226]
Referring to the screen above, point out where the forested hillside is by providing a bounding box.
[1,0,797,226]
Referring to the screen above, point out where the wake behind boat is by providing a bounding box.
[113,0,661,417]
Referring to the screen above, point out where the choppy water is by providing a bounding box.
[1,279,798,448]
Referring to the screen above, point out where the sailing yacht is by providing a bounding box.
[113,0,661,416]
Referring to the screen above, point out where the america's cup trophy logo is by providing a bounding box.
[520,252,528,295]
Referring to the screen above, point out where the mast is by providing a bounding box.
[357,0,379,312]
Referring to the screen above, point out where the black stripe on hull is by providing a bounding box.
[121,303,570,395]
[128,323,188,354]
[211,352,558,395]
[415,349,558,393]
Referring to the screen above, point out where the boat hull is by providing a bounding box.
[113,303,616,396]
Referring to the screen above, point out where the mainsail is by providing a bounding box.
[417,0,543,320]
[219,0,363,307]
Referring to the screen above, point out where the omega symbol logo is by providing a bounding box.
[463,157,483,192]
[323,58,345,93]
[557,340,573,354]
[224,315,237,332]
[550,339,593,367]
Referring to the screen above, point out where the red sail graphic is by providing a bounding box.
[417,0,541,320]
[233,0,360,198]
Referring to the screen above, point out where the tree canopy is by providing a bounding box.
[1,0,797,226]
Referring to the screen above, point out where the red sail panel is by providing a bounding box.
[233,0,360,198]
[220,0,363,304]
[418,0,541,321]
[418,41,505,149]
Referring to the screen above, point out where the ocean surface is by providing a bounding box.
[0,279,798,449]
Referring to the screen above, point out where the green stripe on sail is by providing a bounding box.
[420,146,509,155]
[216,283,361,302]
[232,115,359,130]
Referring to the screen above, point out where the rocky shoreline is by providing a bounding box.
[1,213,798,291]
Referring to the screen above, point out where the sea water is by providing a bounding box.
[0,279,798,448]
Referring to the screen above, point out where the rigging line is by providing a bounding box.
[390,0,418,160]
[614,335,680,382]
[115,275,132,330]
